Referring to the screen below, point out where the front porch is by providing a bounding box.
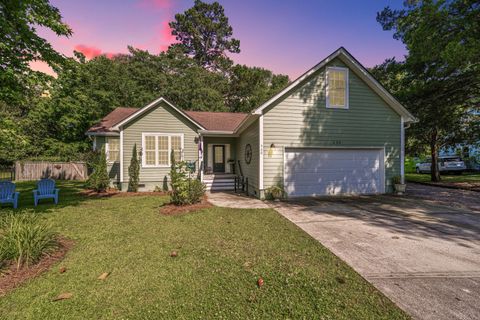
[198,135,251,194]
[201,136,237,175]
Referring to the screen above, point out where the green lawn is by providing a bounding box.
[0,181,408,319]
[406,172,480,184]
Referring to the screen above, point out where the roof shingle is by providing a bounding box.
[87,107,138,133]
[184,111,247,131]
[87,107,248,134]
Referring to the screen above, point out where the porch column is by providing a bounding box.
[199,134,204,182]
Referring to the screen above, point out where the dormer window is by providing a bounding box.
[326,67,349,109]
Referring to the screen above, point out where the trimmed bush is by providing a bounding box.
[0,212,58,269]
[86,147,110,192]
[128,144,140,192]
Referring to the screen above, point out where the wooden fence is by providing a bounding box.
[15,161,88,181]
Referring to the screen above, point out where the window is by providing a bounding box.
[171,135,182,162]
[144,136,156,166]
[142,133,183,167]
[106,137,120,162]
[326,67,349,109]
[158,136,169,166]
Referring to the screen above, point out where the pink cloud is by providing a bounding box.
[74,44,102,59]
[158,21,177,51]
[161,21,176,43]
[138,0,173,10]
[74,45,118,59]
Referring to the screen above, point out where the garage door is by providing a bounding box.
[284,148,384,197]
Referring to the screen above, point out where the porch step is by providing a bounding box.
[203,176,236,191]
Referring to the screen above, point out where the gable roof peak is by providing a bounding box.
[252,47,416,123]
[111,96,206,131]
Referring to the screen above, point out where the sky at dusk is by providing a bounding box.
[32,0,407,79]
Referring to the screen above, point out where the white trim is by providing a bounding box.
[283,147,386,196]
[259,115,264,190]
[325,66,349,109]
[207,144,213,171]
[141,132,184,168]
[199,135,204,182]
[381,148,386,194]
[225,144,231,173]
[86,132,120,137]
[400,117,405,184]
[198,130,234,134]
[113,97,206,131]
[251,47,416,123]
[93,136,97,151]
[120,130,124,183]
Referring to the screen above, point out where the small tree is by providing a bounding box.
[128,144,140,192]
[169,150,205,205]
[86,146,110,192]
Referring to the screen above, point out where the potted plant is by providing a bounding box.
[392,175,406,195]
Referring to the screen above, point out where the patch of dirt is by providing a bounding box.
[0,237,74,296]
[414,181,480,192]
[159,197,212,215]
[81,189,167,198]
[448,182,480,192]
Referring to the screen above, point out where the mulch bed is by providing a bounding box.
[159,197,213,215]
[81,189,168,198]
[409,181,480,192]
[0,237,74,296]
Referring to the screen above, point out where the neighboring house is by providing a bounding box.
[86,47,416,198]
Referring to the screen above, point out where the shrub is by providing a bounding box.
[170,151,205,205]
[86,146,110,192]
[265,185,285,200]
[0,212,58,270]
[188,179,206,204]
[128,144,140,192]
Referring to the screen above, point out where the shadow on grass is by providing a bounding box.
[0,181,106,214]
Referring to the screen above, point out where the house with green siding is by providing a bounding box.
[86,47,416,198]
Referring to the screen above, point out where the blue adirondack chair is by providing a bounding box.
[0,181,20,209]
[33,179,59,206]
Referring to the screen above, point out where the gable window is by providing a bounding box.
[326,67,349,109]
[142,133,184,167]
[106,137,120,162]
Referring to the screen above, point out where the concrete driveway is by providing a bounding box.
[271,184,480,320]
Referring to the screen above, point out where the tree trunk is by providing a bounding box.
[430,131,441,182]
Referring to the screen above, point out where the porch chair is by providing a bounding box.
[33,179,59,206]
[0,180,20,209]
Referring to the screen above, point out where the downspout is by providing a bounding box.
[199,134,204,182]
[120,129,124,185]
[400,117,405,184]
[259,114,264,195]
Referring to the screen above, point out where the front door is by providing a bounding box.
[213,145,225,173]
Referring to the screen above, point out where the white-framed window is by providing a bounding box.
[326,67,349,109]
[106,137,120,162]
[141,133,184,167]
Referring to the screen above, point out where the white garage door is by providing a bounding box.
[284,148,384,197]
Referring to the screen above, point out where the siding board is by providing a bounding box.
[122,101,199,191]
[262,58,401,193]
